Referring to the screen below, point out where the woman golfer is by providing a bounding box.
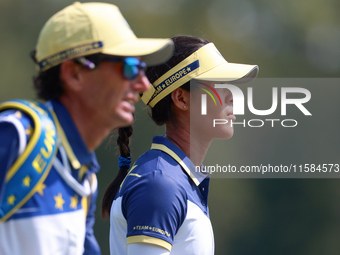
[103,35,259,255]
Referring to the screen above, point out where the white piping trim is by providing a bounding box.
[53,145,91,197]
[0,115,27,157]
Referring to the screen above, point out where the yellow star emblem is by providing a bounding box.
[35,183,46,195]
[7,195,16,205]
[54,193,65,210]
[22,176,31,187]
[186,67,191,72]
[70,195,79,209]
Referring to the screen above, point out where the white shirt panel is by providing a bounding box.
[172,200,214,255]
[110,196,128,255]
[0,210,86,255]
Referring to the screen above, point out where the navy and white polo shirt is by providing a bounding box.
[110,136,214,254]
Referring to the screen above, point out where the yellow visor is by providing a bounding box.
[141,43,259,107]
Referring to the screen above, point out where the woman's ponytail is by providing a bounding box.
[101,125,133,218]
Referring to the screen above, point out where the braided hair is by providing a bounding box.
[102,126,133,218]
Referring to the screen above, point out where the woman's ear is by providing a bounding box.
[171,87,190,111]
[60,60,84,91]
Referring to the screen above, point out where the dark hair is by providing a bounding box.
[102,126,133,218]
[101,35,210,218]
[147,36,210,125]
[31,50,64,101]
[30,51,106,100]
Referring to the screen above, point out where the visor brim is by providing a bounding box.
[194,62,259,83]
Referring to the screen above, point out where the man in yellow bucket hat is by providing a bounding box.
[0,2,173,255]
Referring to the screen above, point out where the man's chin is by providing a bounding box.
[117,114,134,128]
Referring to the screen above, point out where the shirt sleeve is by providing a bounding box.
[122,170,187,251]
[0,111,24,205]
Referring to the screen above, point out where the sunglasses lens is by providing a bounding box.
[123,57,146,80]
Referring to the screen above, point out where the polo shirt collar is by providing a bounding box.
[48,100,99,173]
[151,136,209,186]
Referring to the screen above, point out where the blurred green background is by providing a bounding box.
[1,0,339,254]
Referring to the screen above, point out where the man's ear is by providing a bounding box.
[60,60,84,91]
[171,87,190,111]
